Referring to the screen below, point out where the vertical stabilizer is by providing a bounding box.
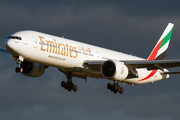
[148,23,174,60]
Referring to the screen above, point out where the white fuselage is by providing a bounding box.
[5,30,169,85]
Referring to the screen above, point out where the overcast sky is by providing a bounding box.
[1,0,180,120]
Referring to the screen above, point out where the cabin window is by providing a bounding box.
[8,36,22,40]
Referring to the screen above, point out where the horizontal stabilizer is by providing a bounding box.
[162,71,180,74]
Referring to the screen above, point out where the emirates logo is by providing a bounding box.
[121,66,124,75]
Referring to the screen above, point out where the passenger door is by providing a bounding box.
[32,36,38,48]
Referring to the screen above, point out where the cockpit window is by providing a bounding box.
[7,36,22,40]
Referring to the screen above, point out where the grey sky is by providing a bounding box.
[0,1,180,120]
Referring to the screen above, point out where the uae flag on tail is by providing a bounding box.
[148,23,174,60]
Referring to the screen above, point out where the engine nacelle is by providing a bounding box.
[101,60,128,81]
[21,61,45,77]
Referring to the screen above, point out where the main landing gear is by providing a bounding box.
[61,73,78,92]
[107,82,124,94]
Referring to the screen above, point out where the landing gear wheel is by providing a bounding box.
[67,82,73,88]
[107,83,112,89]
[61,78,78,92]
[68,88,72,91]
[107,82,124,94]
[20,67,23,73]
[114,84,118,90]
[113,90,118,94]
[64,83,68,89]
[61,81,66,87]
[60,73,79,92]
[15,67,20,73]
[119,87,124,94]
[73,85,78,92]
[117,85,121,92]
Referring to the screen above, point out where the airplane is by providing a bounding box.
[2,23,180,94]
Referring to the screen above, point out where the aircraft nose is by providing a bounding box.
[4,37,20,55]
[4,38,13,51]
[4,33,23,56]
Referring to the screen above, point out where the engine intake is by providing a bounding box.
[101,60,128,81]
[20,61,45,77]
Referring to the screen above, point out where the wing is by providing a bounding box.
[0,48,9,53]
[84,59,180,74]
[83,60,105,71]
[125,59,180,70]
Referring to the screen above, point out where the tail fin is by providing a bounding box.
[148,23,174,60]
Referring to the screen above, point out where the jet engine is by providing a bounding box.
[101,60,128,81]
[17,61,45,77]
